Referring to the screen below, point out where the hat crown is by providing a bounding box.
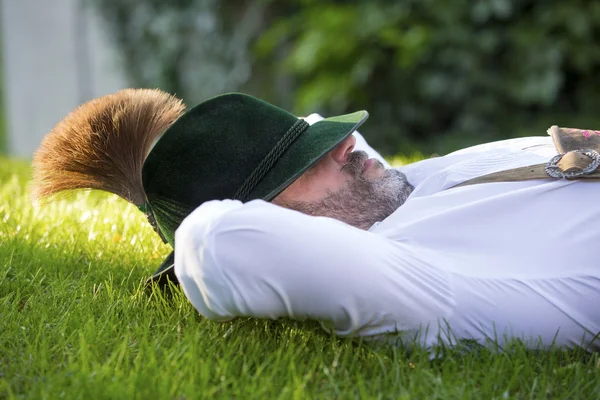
[142,93,368,246]
[141,93,301,244]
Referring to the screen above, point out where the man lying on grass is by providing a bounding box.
[32,89,600,351]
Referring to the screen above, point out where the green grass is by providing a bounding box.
[1,158,599,399]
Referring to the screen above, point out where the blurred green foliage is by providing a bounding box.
[92,0,266,105]
[257,0,600,154]
[93,0,600,155]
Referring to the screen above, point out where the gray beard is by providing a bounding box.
[279,151,413,230]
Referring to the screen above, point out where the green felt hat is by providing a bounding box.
[141,93,369,247]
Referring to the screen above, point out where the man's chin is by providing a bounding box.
[278,164,413,230]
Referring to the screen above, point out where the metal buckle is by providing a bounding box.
[545,149,600,179]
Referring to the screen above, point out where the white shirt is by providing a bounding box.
[174,132,600,351]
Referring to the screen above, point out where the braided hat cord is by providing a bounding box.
[233,119,309,201]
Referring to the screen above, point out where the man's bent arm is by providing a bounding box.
[174,200,453,337]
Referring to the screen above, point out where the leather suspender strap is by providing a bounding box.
[451,154,600,189]
[449,126,600,190]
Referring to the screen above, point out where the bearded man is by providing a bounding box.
[33,89,600,351]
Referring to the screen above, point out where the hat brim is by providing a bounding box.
[251,110,369,201]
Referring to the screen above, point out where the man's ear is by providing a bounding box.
[329,135,357,165]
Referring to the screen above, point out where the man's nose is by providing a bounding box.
[330,135,356,164]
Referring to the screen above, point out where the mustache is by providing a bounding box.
[341,151,370,177]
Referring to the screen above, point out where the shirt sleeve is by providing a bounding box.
[174,199,453,337]
[303,113,391,168]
